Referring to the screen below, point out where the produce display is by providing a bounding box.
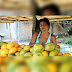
[0,42,71,56]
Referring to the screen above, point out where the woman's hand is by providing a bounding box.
[29,32,38,47]
[29,43,35,47]
[51,35,57,45]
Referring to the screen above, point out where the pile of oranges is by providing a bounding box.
[0,42,25,56]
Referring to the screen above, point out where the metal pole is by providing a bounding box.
[50,22,53,34]
[18,22,19,42]
[17,22,20,42]
[17,22,18,41]
[52,23,53,35]
[9,23,12,42]
[32,15,36,36]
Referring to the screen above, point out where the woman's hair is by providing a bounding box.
[39,18,50,27]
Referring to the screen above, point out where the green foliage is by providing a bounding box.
[66,21,72,25]
[70,21,72,25]
[64,38,72,45]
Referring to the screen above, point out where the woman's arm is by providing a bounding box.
[51,35,57,45]
[29,32,38,47]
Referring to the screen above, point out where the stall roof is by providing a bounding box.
[0,16,33,23]
[36,16,72,21]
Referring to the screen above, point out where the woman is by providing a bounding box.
[29,18,57,47]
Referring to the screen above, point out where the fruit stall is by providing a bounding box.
[0,16,72,56]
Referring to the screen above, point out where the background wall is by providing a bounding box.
[0,22,33,42]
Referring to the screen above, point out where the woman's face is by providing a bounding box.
[40,21,49,32]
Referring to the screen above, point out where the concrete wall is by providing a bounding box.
[18,22,33,41]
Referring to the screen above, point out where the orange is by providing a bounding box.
[2,55,8,56]
[9,47,17,54]
[17,47,22,52]
[1,49,9,55]
[24,52,33,56]
[63,53,71,56]
[14,42,20,48]
[20,44,25,48]
[7,42,14,49]
[58,53,63,56]
[42,51,48,56]
[15,52,20,56]
[1,44,7,50]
